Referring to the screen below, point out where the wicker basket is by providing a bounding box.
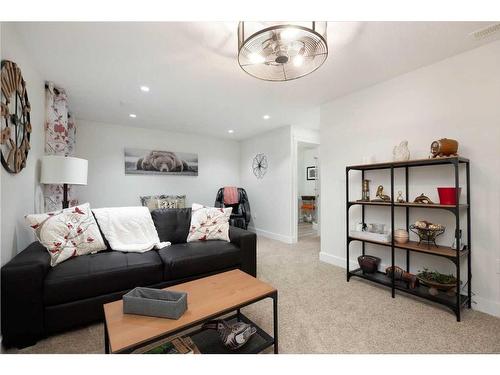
[357,255,381,274]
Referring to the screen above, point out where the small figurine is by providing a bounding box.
[430,138,459,158]
[393,140,410,161]
[413,193,434,204]
[396,191,405,203]
[372,185,391,202]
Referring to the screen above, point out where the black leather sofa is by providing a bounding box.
[1,208,257,348]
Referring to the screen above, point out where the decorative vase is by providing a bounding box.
[394,229,409,244]
[393,140,410,161]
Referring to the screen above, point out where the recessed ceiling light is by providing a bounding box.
[129,113,137,118]
[140,86,150,92]
[228,129,234,134]
[263,115,270,120]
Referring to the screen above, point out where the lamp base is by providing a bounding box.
[62,183,69,209]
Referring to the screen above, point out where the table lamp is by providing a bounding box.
[41,155,88,209]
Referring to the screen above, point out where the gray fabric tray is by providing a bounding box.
[123,287,187,320]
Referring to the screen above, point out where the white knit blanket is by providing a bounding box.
[92,206,170,252]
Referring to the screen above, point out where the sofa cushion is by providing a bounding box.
[44,250,163,306]
[158,241,241,280]
[151,208,192,244]
[186,203,232,243]
[25,203,107,267]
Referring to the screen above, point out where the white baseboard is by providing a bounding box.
[247,226,294,244]
[473,295,500,317]
[319,252,348,268]
[319,252,500,318]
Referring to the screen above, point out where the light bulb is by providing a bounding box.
[249,53,265,64]
[293,55,304,67]
[280,27,299,41]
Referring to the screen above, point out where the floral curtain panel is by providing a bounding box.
[44,82,77,211]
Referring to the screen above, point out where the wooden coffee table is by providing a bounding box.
[103,269,278,354]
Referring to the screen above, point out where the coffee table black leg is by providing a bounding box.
[104,322,110,354]
[237,308,241,322]
[272,291,278,354]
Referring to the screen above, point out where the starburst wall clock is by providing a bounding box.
[252,153,268,179]
[1,60,32,174]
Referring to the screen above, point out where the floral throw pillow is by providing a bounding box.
[25,202,107,266]
[186,203,232,242]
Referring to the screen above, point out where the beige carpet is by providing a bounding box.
[6,235,500,354]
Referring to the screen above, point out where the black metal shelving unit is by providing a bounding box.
[345,156,471,321]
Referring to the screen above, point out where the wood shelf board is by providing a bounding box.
[348,236,468,258]
[349,269,468,309]
[349,201,468,209]
[347,156,469,171]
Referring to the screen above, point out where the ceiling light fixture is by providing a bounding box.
[293,55,304,67]
[263,115,270,120]
[140,86,150,92]
[228,129,234,134]
[129,113,137,118]
[238,22,328,81]
[249,53,266,64]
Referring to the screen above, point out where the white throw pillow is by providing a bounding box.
[25,203,107,267]
[187,203,232,242]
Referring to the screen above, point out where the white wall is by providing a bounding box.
[240,126,293,243]
[75,120,240,208]
[1,23,45,265]
[320,41,500,317]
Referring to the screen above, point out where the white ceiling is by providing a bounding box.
[11,22,500,140]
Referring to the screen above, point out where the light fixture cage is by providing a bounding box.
[238,21,328,81]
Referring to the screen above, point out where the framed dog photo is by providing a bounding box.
[124,148,198,176]
[306,166,317,180]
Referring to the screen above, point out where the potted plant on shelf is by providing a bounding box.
[417,268,457,296]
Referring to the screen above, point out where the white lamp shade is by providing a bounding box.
[41,156,88,185]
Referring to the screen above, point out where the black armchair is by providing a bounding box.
[215,187,251,230]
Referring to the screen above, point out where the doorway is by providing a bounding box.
[296,142,320,240]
